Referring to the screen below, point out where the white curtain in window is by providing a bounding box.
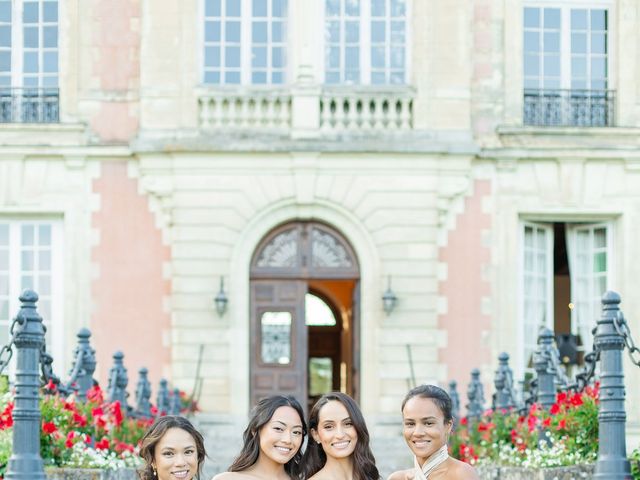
[566,223,610,351]
[521,222,553,370]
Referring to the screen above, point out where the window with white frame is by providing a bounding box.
[324,0,408,85]
[523,4,608,91]
[203,0,288,85]
[0,221,62,354]
[519,221,612,373]
[0,0,59,89]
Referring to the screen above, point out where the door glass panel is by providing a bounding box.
[305,294,336,326]
[260,311,292,364]
[309,357,333,396]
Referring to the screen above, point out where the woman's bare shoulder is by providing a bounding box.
[211,472,249,480]
[446,458,480,479]
[386,468,415,480]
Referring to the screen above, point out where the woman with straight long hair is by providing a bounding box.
[212,395,306,480]
[303,392,380,480]
[387,385,479,480]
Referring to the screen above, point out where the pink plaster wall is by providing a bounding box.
[91,162,171,393]
[90,0,140,142]
[438,179,492,402]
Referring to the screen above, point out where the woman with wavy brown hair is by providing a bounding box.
[303,392,380,480]
[213,395,307,480]
[138,415,207,480]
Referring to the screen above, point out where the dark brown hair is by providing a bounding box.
[401,384,453,424]
[138,415,206,480]
[303,392,380,480]
[229,395,306,479]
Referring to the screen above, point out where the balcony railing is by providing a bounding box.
[523,89,615,127]
[199,87,291,130]
[320,86,413,131]
[0,88,59,123]
[198,85,415,134]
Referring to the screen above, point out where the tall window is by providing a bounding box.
[203,0,288,85]
[519,221,612,373]
[0,0,59,122]
[523,3,612,126]
[324,0,408,85]
[0,221,62,352]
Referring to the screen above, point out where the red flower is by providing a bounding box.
[65,431,76,448]
[45,379,57,392]
[73,412,87,427]
[542,417,551,427]
[527,415,538,432]
[86,386,104,404]
[557,419,566,430]
[556,391,567,404]
[42,421,57,434]
[570,393,584,407]
[111,401,124,426]
[459,417,468,425]
[0,402,13,430]
[550,403,560,415]
[95,437,110,450]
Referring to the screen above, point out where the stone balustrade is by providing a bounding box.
[320,86,414,131]
[197,85,414,133]
[198,87,292,130]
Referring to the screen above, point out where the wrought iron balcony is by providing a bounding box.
[523,89,615,127]
[0,88,60,123]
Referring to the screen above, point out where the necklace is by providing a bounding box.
[413,445,449,479]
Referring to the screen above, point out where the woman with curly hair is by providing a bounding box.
[138,415,207,480]
[213,395,306,480]
[303,392,380,480]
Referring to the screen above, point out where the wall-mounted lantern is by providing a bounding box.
[382,276,397,316]
[214,277,228,317]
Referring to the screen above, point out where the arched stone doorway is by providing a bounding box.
[250,221,360,411]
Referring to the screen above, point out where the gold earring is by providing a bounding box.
[153,467,157,477]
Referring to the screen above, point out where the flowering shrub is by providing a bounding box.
[631,446,640,480]
[0,382,156,478]
[450,383,600,468]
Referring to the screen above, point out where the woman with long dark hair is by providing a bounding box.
[387,385,478,480]
[213,395,306,480]
[138,415,207,480]
[303,392,380,480]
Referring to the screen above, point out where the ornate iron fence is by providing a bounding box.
[0,88,59,123]
[454,291,638,479]
[0,290,186,477]
[523,89,615,127]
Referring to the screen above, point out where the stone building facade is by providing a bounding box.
[1,0,640,473]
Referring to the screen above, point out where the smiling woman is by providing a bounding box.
[303,392,380,480]
[212,395,307,480]
[387,385,479,480]
[138,415,207,480]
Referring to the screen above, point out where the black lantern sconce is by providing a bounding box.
[214,277,228,317]
[382,275,397,316]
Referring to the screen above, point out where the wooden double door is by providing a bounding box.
[249,222,360,411]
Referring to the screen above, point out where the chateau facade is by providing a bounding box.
[1,0,639,471]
